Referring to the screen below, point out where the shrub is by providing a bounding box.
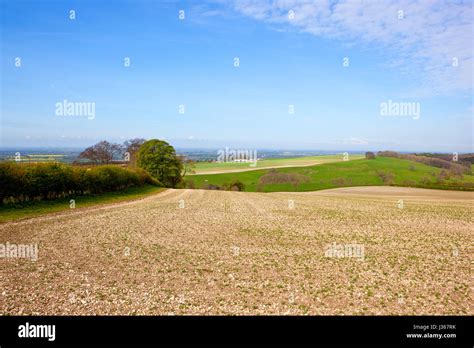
[331,178,343,186]
[258,170,310,188]
[0,162,159,205]
[185,179,196,189]
[420,176,431,185]
[379,152,471,175]
[202,183,221,190]
[0,162,26,202]
[134,168,161,186]
[376,170,395,185]
[225,180,245,191]
[377,151,399,158]
[437,169,451,183]
[365,152,375,159]
[461,182,474,189]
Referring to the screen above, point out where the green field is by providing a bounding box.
[187,157,474,192]
[0,185,164,223]
[192,154,364,174]
[4,154,68,162]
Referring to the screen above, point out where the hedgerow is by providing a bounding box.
[0,162,160,205]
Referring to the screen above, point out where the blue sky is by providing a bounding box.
[1,0,472,152]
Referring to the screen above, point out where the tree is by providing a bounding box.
[76,141,123,164]
[365,151,375,159]
[226,180,245,191]
[123,138,146,166]
[137,139,183,188]
[177,155,196,177]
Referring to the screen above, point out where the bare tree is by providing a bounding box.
[178,155,196,177]
[123,138,146,166]
[76,141,123,164]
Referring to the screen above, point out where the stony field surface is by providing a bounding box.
[0,187,472,315]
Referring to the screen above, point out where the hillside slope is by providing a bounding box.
[191,154,364,174]
[188,157,474,192]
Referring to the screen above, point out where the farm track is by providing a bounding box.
[191,161,327,175]
[0,187,472,315]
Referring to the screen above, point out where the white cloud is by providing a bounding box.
[228,0,473,95]
[347,137,369,145]
[308,137,370,145]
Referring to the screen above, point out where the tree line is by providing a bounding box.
[75,138,195,187]
[0,138,195,205]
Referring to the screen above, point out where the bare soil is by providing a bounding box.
[1,187,472,315]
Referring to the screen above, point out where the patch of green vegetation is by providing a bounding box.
[188,157,474,192]
[4,154,67,162]
[0,185,165,223]
[192,154,364,174]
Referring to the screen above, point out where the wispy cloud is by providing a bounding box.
[225,0,473,96]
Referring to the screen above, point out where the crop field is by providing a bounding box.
[1,187,472,315]
[188,157,474,192]
[192,154,364,174]
[3,154,67,162]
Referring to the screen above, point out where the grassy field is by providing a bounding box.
[188,157,474,192]
[1,187,471,315]
[192,154,364,174]
[4,154,68,162]
[0,185,164,223]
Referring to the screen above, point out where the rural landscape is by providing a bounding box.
[0,0,473,324]
[1,143,473,315]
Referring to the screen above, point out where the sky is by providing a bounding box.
[1,0,473,152]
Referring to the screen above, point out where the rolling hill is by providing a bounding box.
[187,157,474,192]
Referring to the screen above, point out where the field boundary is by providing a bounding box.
[0,187,168,225]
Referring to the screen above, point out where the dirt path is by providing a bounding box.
[190,161,331,175]
[1,187,472,315]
